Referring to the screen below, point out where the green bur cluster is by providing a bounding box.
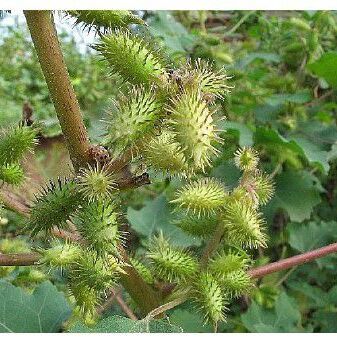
[143,147,274,325]
[27,166,123,323]
[0,125,37,185]
[23,10,274,327]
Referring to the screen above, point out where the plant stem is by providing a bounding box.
[200,223,225,266]
[24,11,90,171]
[0,253,40,266]
[118,247,162,315]
[225,11,255,35]
[248,242,337,278]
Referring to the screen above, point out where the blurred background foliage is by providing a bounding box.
[1,10,337,332]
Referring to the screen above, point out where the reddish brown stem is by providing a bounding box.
[3,242,337,279]
[0,253,40,266]
[249,242,337,278]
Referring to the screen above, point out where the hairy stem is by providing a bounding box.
[248,242,337,278]
[24,11,90,171]
[0,253,40,266]
[118,247,162,315]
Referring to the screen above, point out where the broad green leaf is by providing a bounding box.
[211,161,241,190]
[235,52,281,69]
[241,293,304,332]
[313,311,337,333]
[307,52,337,88]
[148,11,196,55]
[265,90,312,106]
[287,135,330,173]
[240,301,278,332]
[222,121,254,147]
[263,170,321,223]
[274,292,301,327]
[288,221,337,253]
[169,309,213,332]
[328,143,337,162]
[255,127,330,173]
[70,315,182,332]
[287,282,328,308]
[0,281,71,332]
[127,194,201,247]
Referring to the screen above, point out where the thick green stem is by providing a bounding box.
[24,11,90,171]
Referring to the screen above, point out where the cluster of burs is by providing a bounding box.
[0,11,274,326]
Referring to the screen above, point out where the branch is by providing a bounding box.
[5,243,337,277]
[0,253,40,266]
[248,242,337,278]
[24,11,90,171]
[97,287,138,320]
[200,223,225,266]
[0,190,30,216]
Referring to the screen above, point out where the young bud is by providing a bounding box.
[142,131,188,176]
[168,90,221,171]
[173,212,219,238]
[104,87,162,154]
[222,201,267,248]
[171,178,227,216]
[0,163,24,185]
[73,201,121,256]
[94,30,167,85]
[217,270,252,298]
[77,164,118,202]
[208,250,250,275]
[69,284,100,320]
[38,241,82,268]
[234,147,259,172]
[192,272,227,324]
[184,59,233,99]
[67,10,144,32]
[0,125,37,165]
[254,174,274,205]
[147,233,198,283]
[27,179,83,236]
[69,252,122,292]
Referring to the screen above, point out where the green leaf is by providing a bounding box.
[0,281,71,332]
[70,315,182,332]
[287,281,328,308]
[255,127,330,173]
[169,309,214,332]
[263,170,321,223]
[127,194,201,247]
[235,52,281,69]
[148,11,196,55]
[288,221,337,253]
[265,90,312,106]
[307,52,337,88]
[287,134,330,173]
[241,293,304,332]
[222,121,254,147]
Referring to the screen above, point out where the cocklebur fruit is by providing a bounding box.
[171,178,227,216]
